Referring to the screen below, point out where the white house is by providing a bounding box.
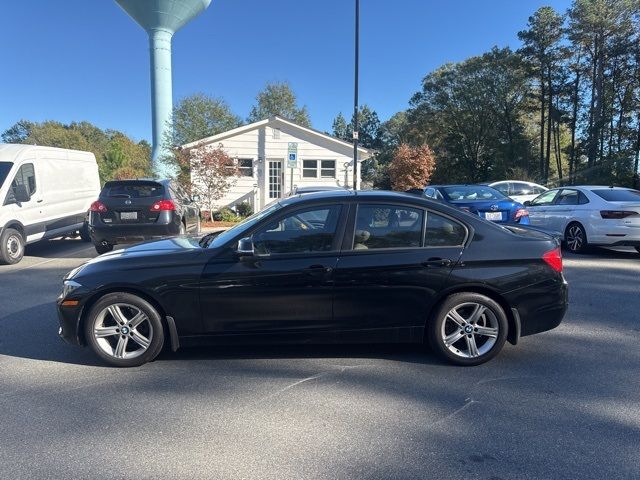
[182,116,372,212]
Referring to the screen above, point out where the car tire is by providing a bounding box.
[84,292,165,367]
[565,222,588,253]
[94,242,114,255]
[79,221,91,242]
[0,228,25,265]
[428,292,508,366]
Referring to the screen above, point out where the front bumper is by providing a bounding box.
[57,299,84,346]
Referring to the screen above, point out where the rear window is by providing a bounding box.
[443,185,506,201]
[0,162,13,189]
[592,189,640,202]
[104,182,164,198]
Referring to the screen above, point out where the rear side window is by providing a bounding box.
[353,204,424,250]
[592,189,640,202]
[554,189,579,205]
[425,211,466,247]
[493,183,510,195]
[511,182,533,196]
[105,183,163,198]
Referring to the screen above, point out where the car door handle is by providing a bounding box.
[421,258,453,268]
[305,265,333,275]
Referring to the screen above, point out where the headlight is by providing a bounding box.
[62,280,82,298]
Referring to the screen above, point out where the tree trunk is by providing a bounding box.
[539,71,546,179]
[545,65,553,183]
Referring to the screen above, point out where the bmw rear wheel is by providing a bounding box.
[565,223,588,253]
[428,293,508,366]
[85,292,165,367]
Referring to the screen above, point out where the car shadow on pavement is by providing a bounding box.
[0,303,445,368]
[564,246,639,259]
[24,238,95,259]
[0,303,105,367]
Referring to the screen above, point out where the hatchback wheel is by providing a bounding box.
[84,292,165,367]
[0,228,25,265]
[565,223,588,253]
[428,293,508,366]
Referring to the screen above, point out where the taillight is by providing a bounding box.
[600,210,638,219]
[515,208,529,220]
[150,200,176,211]
[542,247,563,273]
[90,201,108,213]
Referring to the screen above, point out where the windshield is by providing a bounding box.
[0,162,13,189]
[209,201,283,248]
[442,185,506,201]
[592,189,640,202]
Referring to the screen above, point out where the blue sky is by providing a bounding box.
[1,0,572,143]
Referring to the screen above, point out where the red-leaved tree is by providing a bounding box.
[389,143,436,191]
[182,144,239,219]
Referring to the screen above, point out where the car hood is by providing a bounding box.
[449,199,522,211]
[65,237,204,281]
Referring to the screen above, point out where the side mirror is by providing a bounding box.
[523,201,532,207]
[236,237,254,256]
[13,184,31,203]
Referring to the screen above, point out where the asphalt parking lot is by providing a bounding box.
[0,239,638,480]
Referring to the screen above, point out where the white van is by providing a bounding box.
[0,144,101,264]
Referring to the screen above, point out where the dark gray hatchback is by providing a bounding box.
[88,179,200,254]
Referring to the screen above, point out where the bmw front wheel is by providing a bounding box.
[84,292,165,367]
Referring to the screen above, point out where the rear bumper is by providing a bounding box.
[589,224,640,246]
[506,276,568,337]
[89,211,180,245]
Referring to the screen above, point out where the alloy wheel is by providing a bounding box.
[92,303,153,360]
[566,225,584,252]
[440,302,499,359]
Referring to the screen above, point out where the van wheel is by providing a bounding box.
[79,221,91,242]
[428,292,508,366]
[94,242,114,255]
[0,228,25,265]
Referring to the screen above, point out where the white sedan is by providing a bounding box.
[488,180,548,204]
[525,186,640,253]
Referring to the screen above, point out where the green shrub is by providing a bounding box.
[236,201,253,218]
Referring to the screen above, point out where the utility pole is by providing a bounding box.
[352,0,360,191]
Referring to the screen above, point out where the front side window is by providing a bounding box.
[252,205,342,255]
[353,204,424,250]
[530,190,558,206]
[238,158,254,177]
[425,211,467,247]
[5,163,36,204]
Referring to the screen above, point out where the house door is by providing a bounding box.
[267,160,284,200]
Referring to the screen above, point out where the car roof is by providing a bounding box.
[295,185,346,192]
[281,189,446,206]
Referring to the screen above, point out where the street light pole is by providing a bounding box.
[352,0,360,191]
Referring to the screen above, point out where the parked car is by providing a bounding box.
[422,184,530,225]
[488,180,548,204]
[288,185,347,196]
[88,179,200,254]
[0,144,100,265]
[525,185,640,254]
[59,190,567,367]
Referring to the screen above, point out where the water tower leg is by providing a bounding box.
[149,28,173,176]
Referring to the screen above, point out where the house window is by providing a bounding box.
[321,160,336,178]
[238,158,253,177]
[302,160,336,178]
[303,160,318,178]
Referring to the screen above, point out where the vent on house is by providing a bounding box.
[272,128,281,139]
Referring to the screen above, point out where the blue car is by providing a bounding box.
[422,184,530,225]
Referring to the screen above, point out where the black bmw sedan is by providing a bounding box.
[58,190,568,367]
